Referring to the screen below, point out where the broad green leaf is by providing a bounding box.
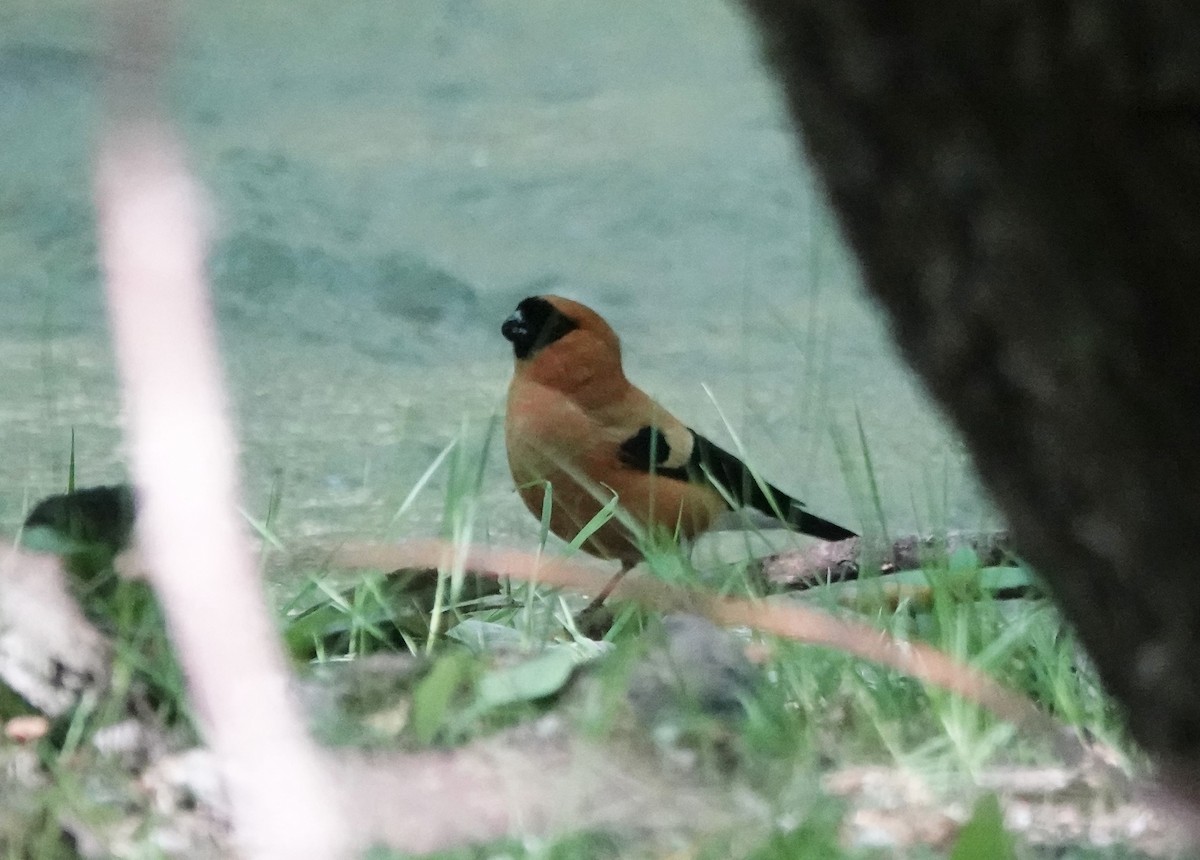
[475,648,579,710]
[807,565,1033,596]
[947,546,983,571]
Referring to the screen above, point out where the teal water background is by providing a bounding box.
[1,0,992,556]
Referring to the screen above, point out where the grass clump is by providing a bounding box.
[0,427,1151,859]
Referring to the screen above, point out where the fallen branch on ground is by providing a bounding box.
[329,539,1070,756]
[757,531,1020,590]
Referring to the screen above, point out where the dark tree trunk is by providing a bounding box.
[737,0,1200,777]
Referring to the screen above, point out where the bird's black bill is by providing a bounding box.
[502,296,578,360]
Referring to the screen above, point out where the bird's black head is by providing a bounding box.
[501,296,579,360]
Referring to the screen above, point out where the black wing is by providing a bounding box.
[617,426,856,541]
[690,432,856,540]
[617,425,691,481]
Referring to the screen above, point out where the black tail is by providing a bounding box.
[689,431,857,541]
[783,505,857,541]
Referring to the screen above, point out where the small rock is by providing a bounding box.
[627,613,759,726]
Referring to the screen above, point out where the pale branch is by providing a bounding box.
[94,2,349,856]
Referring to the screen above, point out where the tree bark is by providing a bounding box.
[738,0,1200,776]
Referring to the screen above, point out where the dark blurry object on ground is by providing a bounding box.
[627,613,759,727]
[22,484,136,568]
[21,484,190,725]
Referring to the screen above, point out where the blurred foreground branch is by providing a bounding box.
[94,1,348,856]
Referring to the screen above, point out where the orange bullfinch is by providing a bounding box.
[501,295,855,607]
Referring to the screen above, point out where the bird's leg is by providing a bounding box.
[580,561,633,616]
[574,561,634,635]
